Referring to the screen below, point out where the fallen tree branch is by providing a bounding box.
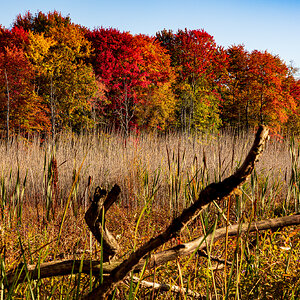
[85,125,270,298]
[137,213,300,270]
[5,259,118,287]
[6,214,300,287]
[196,250,232,266]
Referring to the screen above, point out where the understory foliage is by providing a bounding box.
[0,130,299,299]
[0,11,299,136]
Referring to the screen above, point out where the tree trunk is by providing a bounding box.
[4,69,10,141]
[260,90,264,124]
[50,76,56,140]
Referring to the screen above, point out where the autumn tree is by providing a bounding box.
[0,26,49,137]
[222,46,297,130]
[281,66,300,133]
[86,28,149,135]
[16,11,97,136]
[156,29,179,68]
[89,77,108,128]
[247,50,296,129]
[13,10,72,34]
[157,29,228,132]
[222,45,251,127]
[133,34,176,130]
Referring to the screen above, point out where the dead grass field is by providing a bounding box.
[0,129,299,299]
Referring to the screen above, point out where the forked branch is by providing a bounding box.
[85,125,270,298]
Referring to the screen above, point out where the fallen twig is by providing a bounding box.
[131,276,204,299]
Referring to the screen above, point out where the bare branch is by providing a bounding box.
[131,276,205,299]
[85,125,270,298]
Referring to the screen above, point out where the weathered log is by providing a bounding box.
[137,213,300,270]
[85,125,270,298]
[5,259,118,287]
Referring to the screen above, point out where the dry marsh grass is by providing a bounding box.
[0,128,299,299]
[0,129,294,208]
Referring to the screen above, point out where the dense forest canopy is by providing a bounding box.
[0,10,299,136]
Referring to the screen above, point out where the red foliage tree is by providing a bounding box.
[157,29,228,131]
[247,50,296,128]
[86,28,149,134]
[223,46,297,130]
[133,34,176,129]
[0,45,49,136]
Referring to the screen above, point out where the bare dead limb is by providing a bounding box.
[131,276,205,299]
[84,184,121,262]
[5,259,119,287]
[84,125,270,298]
[6,214,299,288]
[134,213,300,270]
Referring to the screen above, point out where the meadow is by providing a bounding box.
[0,128,299,299]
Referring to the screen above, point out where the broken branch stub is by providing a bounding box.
[84,184,121,262]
